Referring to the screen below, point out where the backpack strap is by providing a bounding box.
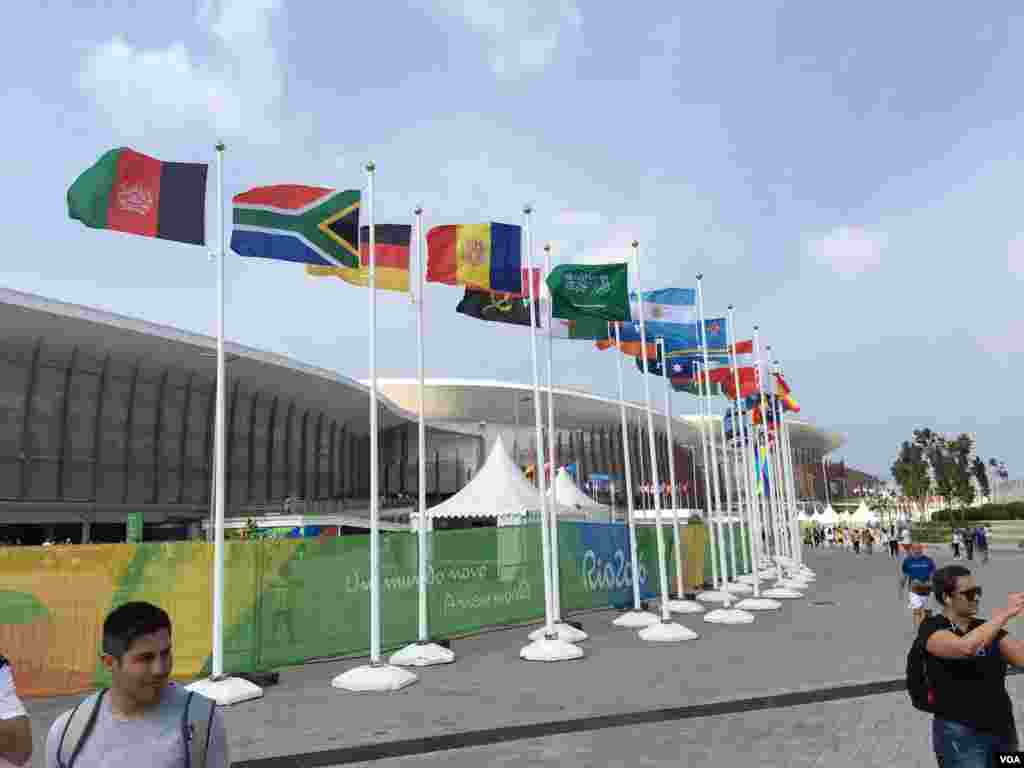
[57,689,107,768]
[182,690,216,768]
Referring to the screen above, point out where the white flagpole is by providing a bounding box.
[693,359,719,594]
[724,313,779,610]
[718,413,736,583]
[334,163,417,691]
[658,339,701,615]
[767,361,792,564]
[520,208,581,661]
[773,360,804,572]
[390,209,454,667]
[529,244,585,644]
[367,165,382,665]
[212,142,227,681]
[612,321,658,627]
[658,339,684,598]
[415,209,428,641]
[764,353,790,566]
[632,242,696,641]
[751,328,801,600]
[729,401,749,576]
[696,276,731,604]
[187,144,263,705]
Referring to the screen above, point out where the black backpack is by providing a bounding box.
[907,618,956,714]
[906,633,937,712]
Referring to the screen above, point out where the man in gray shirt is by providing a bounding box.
[45,602,229,767]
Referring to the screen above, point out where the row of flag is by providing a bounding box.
[66,146,802,419]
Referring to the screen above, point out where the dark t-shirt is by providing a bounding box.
[918,615,1015,738]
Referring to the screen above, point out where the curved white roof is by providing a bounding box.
[0,287,416,434]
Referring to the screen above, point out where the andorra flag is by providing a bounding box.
[68,147,208,245]
[774,372,800,413]
[426,223,523,294]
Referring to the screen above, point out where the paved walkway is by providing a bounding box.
[22,546,1024,767]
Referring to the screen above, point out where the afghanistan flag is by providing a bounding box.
[67,148,208,245]
[546,264,630,322]
[427,223,522,293]
[457,289,538,327]
[231,185,360,267]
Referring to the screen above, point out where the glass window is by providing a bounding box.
[0,357,28,459]
[249,395,270,505]
[184,381,212,504]
[97,369,132,503]
[126,372,160,503]
[229,389,251,506]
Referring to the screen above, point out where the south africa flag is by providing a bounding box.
[231,185,360,268]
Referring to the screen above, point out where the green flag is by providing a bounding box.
[546,264,630,322]
[547,315,610,340]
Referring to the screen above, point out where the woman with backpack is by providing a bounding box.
[910,565,1024,767]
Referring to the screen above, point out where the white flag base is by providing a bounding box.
[613,610,661,628]
[735,597,782,611]
[778,579,810,590]
[186,675,263,707]
[637,620,699,642]
[761,587,803,599]
[665,599,705,614]
[520,636,585,662]
[388,642,455,667]
[723,582,753,594]
[528,622,588,643]
[331,663,418,692]
[696,590,732,604]
[703,607,755,624]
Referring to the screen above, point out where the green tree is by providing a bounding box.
[948,434,975,513]
[971,456,990,500]
[891,439,931,521]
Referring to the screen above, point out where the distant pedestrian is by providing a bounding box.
[888,530,899,558]
[918,565,1024,766]
[901,527,912,556]
[964,528,974,561]
[45,601,229,767]
[976,526,989,564]
[901,543,938,629]
[863,528,873,556]
[853,530,861,555]
[951,529,962,561]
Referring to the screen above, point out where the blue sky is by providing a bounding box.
[4,1,1024,479]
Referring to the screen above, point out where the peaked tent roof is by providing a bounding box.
[547,467,607,511]
[428,434,544,519]
[819,504,838,524]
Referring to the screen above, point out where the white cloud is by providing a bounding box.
[806,226,885,279]
[1007,235,1024,278]
[976,317,1024,368]
[77,0,306,145]
[436,0,582,80]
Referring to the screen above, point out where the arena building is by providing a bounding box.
[0,287,844,543]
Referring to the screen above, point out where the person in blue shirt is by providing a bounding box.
[901,543,938,629]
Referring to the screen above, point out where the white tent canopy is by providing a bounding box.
[547,467,607,512]
[423,434,544,522]
[849,501,877,525]
[819,505,838,525]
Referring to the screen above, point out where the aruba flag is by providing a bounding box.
[426,223,523,294]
